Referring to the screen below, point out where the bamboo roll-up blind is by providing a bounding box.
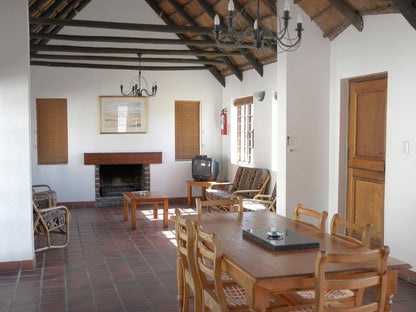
[175,100,200,160]
[36,98,68,164]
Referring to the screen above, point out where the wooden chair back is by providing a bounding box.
[196,196,243,215]
[174,209,201,312]
[315,246,390,312]
[330,214,373,248]
[293,204,328,233]
[194,222,228,312]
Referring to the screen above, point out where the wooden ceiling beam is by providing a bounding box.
[30,32,256,49]
[30,44,240,57]
[30,17,217,36]
[328,0,364,31]
[30,53,225,65]
[144,0,225,86]
[30,61,210,71]
[391,0,416,31]
[169,0,243,81]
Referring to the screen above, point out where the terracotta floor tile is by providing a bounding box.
[1,201,415,311]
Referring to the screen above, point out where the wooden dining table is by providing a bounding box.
[174,211,411,312]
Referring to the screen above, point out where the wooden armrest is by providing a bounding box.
[207,181,233,189]
[231,189,262,199]
[253,194,272,200]
[32,184,52,191]
[244,198,273,205]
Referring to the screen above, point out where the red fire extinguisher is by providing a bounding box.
[221,108,227,135]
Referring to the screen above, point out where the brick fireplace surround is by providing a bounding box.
[84,152,162,206]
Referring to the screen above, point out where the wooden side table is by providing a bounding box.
[123,191,169,229]
[186,180,229,205]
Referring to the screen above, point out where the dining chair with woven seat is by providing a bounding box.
[175,209,202,312]
[290,214,374,305]
[194,222,290,312]
[330,213,373,248]
[196,196,243,215]
[271,246,390,312]
[293,204,328,233]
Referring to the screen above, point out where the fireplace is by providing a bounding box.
[84,152,162,207]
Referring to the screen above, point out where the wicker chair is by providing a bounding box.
[243,183,277,212]
[32,184,57,208]
[33,202,70,252]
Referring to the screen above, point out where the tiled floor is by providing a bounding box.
[1,201,416,311]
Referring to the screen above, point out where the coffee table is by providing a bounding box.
[122,191,169,229]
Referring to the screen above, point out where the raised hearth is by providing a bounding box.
[84,152,162,207]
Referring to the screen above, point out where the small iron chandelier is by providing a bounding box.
[213,0,303,51]
[120,54,157,97]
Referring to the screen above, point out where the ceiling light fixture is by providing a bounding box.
[120,54,157,97]
[214,0,303,51]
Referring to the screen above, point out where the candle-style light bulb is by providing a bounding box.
[228,0,234,12]
[254,19,258,30]
[297,15,303,24]
[214,14,220,26]
[284,0,290,12]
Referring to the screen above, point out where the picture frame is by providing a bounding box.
[99,96,147,134]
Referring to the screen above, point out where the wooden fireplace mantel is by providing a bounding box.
[84,152,162,165]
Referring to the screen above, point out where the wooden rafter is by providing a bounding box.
[30,61,210,71]
[30,53,225,65]
[328,0,364,31]
[30,44,241,57]
[144,0,225,86]
[391,0,416,31]
[170,0,243,81]
[30,32,256,49]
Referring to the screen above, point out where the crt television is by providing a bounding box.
[192,155,219,181]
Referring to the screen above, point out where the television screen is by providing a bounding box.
[192,155,219,181]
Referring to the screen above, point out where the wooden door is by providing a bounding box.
[347,74,387,247]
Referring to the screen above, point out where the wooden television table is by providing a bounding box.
[186,180,228,205]
[122,191,169,229]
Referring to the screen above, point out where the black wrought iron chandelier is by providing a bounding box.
[120,54,157,97]
[213,0,304,51]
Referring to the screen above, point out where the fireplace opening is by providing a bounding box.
[99,164,145,197]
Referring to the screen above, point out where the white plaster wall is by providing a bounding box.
[329,14,416,268]
[31,67,222,201]
[281,0,331,218]
[221,63,278,194]
[30,0,222,201]
[0,0,33,262]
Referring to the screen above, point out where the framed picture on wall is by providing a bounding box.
[99,96,147,134]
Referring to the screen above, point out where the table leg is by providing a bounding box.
[132,201,137,230]
[123,196,129,221]
[153,203,158,220]
[384,269,398,312]
[163,198,169,228]
[201,186,207,200]
[187,182,192,205]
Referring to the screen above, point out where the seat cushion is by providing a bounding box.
[35,209,67,233]
[205,189,251,201]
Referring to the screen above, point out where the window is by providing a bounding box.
[234,96,254,165]
[175,100,200,161]
[36,98,68,164]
